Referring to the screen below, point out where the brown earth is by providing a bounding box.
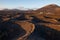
[0,4,60,40]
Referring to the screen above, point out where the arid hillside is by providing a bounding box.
[0,4,60,40]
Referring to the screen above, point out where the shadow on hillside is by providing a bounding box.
[27,25,46,40]
[31,16,51,24]
[0,21,26,40]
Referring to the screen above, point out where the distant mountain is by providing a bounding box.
[35,4,60,13]
[0,4,60,14]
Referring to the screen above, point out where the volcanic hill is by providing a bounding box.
[0,4,60,40]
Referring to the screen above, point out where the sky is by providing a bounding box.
[0,0,60,9]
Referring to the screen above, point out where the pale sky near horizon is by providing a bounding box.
[0,0,60,9]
